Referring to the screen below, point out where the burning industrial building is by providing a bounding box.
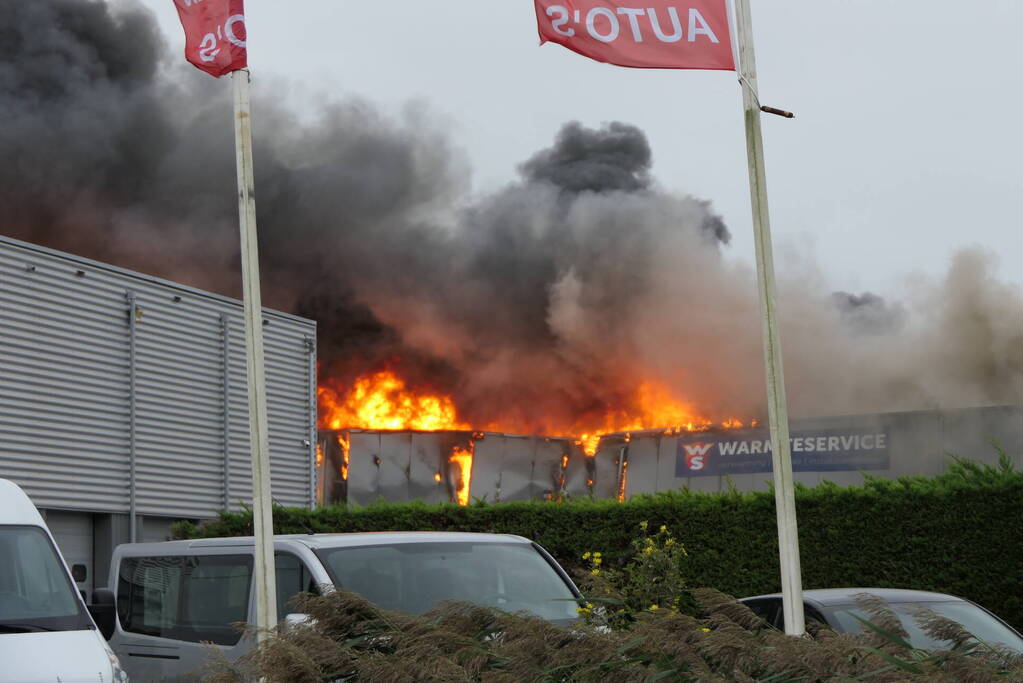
[4,0,1023,510]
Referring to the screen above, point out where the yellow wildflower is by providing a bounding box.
[582,551,591,560]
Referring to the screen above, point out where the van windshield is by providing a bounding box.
[0,526,90,633]
[315,542,579,622]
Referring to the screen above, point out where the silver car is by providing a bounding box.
[97,531,581,681]
[741,588,1023,652]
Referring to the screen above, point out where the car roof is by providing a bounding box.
[116,531,534,554]
[742,588,966,607]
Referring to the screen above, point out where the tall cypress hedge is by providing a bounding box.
[174,457,1023,630]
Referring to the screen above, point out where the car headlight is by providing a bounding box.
[102,640,130,682]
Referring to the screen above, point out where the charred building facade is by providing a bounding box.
[318,404,1023,506]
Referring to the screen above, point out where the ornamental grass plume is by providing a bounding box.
[202,522,1023,681]
[200,588,1023,681]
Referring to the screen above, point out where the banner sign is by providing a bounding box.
[173,0,247,78]
[677,428,890,477]
[534,1,735,71]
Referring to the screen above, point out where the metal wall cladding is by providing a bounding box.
[470,435,587,503]
[621,405,1023,497]
[0,237,316,518]
[225,315,316,513]
[324,430,593,505]
[341,431,471,506]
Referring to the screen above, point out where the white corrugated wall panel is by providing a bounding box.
[0,248,131,511]
[133,290,226,518]
[225,315,316,511]
[0,236,316,518]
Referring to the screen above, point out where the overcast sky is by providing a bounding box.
[143,1,1023,298]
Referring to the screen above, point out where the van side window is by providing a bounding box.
[275,553,317,618]
[117,555,253,646]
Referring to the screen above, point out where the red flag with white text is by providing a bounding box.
[534,0,734,70]
[173,0,247,78]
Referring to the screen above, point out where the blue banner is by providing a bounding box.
[676,428,889,477]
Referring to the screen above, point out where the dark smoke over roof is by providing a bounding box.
[520,120,652,194]
[831,291,906,335]
[3,0,1021,424]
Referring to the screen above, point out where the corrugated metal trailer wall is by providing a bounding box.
[0,236,317,519]
[616,405,1023,498]
[320,405,1023,505]
[318,429,610,505]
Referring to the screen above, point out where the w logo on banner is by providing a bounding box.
[682,442,713,471]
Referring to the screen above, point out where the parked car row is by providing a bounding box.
[0,478,582,682]
[3,477,1022,681]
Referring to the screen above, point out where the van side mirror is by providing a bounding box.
[89,588,116,640]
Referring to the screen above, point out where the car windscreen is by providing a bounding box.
[0,526,90,633]
[822,600,1023,653]
[315,542,579,621]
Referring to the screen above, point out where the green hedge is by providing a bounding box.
[175,457,1023,630]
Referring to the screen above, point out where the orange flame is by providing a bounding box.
[578,434,601,457]
[449,446,473,506]
[337,433,350,481]
[617,458,629,503]
[317,370,753,491]
[318,370,468,432]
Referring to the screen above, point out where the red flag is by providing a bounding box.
[534,1,734,71]
[173,0,247,78]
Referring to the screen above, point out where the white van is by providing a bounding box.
[104,531,581,681]
[0,478,127,683]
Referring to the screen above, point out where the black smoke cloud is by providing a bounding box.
[831,292,906,335]
[4,0,1022,428]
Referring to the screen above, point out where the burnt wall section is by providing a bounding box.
[322,405,1023,504]
[623,405,1023,497]
[318,430,595,506]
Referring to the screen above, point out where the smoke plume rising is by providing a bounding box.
[3,0,1022,430]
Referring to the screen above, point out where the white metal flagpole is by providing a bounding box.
[732,0,805,636]
[232,67,279,640]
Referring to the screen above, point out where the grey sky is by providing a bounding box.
[144,0,1023,297]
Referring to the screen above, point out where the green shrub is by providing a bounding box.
[176,456,1023,630]
[575,522,694,629]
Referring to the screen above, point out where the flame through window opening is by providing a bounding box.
[318,369,754,505]
[449,446,473,506]
[336,433,350,481]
